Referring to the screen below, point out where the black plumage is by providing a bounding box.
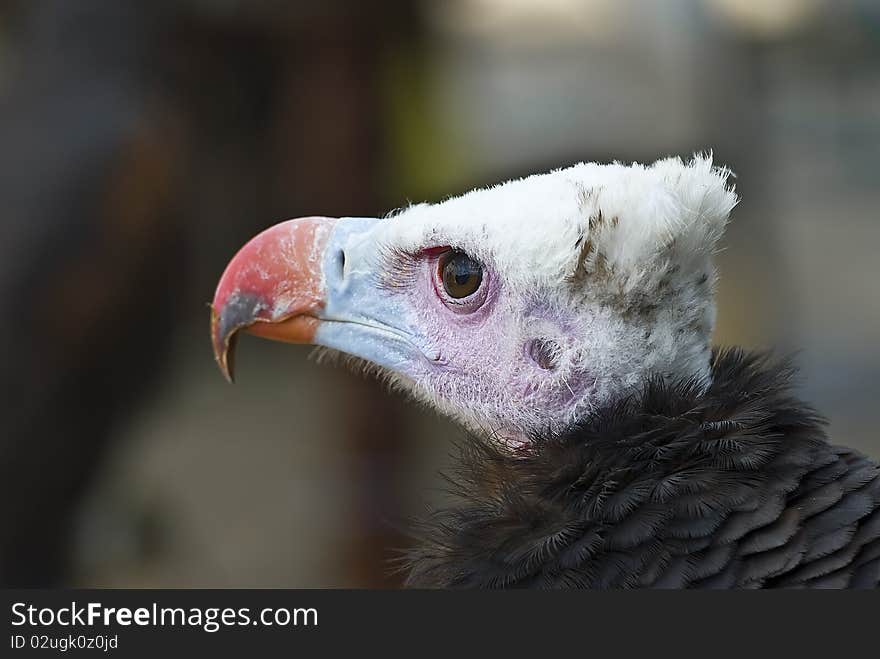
[404,349,880,588]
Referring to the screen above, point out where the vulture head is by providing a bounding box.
[211,155,736,444]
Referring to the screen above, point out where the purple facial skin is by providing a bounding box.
[400,271,598,440]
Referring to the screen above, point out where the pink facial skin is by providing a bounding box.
[386,250,598,442]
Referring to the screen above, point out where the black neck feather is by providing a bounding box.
[404,348,880,588]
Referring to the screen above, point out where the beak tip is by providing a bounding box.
[217,348,236,384]
[211,305,237,384]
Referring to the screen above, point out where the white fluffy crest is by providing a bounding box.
[386,154,737,289]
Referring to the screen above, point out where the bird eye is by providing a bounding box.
[439,250,483,299]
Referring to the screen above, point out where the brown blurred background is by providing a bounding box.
[0,0,878,587]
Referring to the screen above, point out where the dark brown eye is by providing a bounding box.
[439,250,483,299]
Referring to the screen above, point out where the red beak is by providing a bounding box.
[210,216,338,382]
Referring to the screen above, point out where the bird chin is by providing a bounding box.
[310,346,417,393]
[312,342,555,451]
[310,348,527,447]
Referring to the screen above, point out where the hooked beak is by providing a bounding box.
[211,216,432,382]
[211,217,337,381]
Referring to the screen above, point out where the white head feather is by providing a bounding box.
[389,154,736,289]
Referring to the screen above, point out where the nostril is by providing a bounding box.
[527,338,560,371]
[335,248,346,279]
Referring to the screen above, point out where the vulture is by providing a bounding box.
[210,155,880,588]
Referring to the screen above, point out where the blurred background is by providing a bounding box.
[0,0,878,587]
